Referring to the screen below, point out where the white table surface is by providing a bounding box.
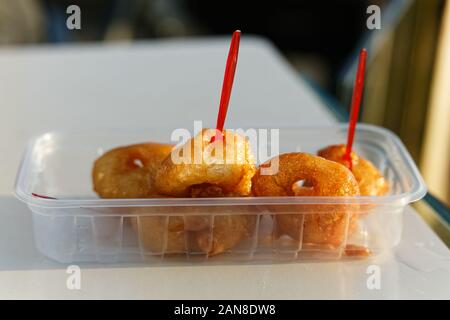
[0,37,449,299]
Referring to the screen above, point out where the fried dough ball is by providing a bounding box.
[92,142,173,198]
[318,144,389,196]
[132,186,257,256]
[252,153,360,247]
[154,129,257,255]
[155,129,256,197]
[92,143,192,254]
[195,214,256,256]
[131,214,188,254]
[188,184,257,255]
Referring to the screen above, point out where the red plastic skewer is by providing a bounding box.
[32,193,57,199]
[212,30,241,142]
[343,48,367,170]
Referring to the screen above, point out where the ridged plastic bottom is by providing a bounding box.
[32,206,404,264]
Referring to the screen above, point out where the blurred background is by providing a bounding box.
[0,0,449,206]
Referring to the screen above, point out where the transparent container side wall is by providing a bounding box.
[31,203,405,263]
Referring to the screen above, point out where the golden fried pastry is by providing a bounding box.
[131,215,187,254]
[155,129,255,197]
[195,214,256,256]
[93,142,190,254]
[92,142,173,198]
[188,184,257,255]
[318,144,389,196]
[252,153,360,247]
[154,129,257,255]
[132,186,257,256]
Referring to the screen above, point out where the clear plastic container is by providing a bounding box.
[14,124,426,264]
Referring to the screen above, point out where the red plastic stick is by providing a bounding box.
[212,30,241,142]
[343,48,367,170]
[32,193,57,199]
